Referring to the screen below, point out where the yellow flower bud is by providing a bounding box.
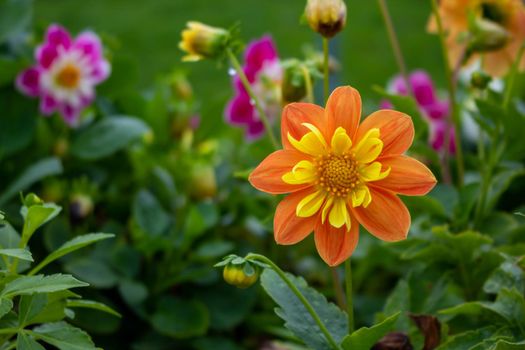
[223,263,259,289]
[305,0,347,38]
[190,164,217,200]
[179,21,230,62]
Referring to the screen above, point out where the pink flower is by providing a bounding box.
[225,36,282,140]
[16,24,110,126]
[382,70,455,153]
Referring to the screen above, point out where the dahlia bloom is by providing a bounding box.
[16,24,110,126]
[249,86,437,266]
[381,70,456,153]
[225,36,282,140]
[428,0,525,76]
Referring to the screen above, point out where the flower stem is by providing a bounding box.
[377,0,411,96]
[323,38,330,102]
[227,49,280,149]
[331,267,345,309]
[246,253,341,350]
[344,259,354,334]
[430,0,465,187]
[503,44,525,111]
[301,63,314,103]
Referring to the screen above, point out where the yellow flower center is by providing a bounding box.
[316,153,359,197]
[56,64,81,89]
[282,124,390,230]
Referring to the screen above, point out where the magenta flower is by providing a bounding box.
[382,70,455,154]
[225,36,282,140]
[16,24,110,126]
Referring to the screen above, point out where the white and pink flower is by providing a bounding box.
[16,24,110,126]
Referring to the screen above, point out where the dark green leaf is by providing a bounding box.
[260,269,347,349]
[17,333,46,350]
[341,312,400,350]
[30,233,114,275]
[0,158,63,206]
[21,204,61,244]
[0,248,33,261]
[70,116,149,160]
[18,294,47,326]
[132,189,171,236]
[32,321,96,350]
[66,299,121,318]
[1,274,88,297]
[0,298,13,319]
[151,296,209,338]
[0,0,32,42]
[64,258,118,288]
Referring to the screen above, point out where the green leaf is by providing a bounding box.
[260,269,348,349]
[21,204,62,244]
[132,189,171,236]
[0,158,63,206]
[118,279,148,306]
[435,326,501,350]
[382,280,410,331]
[30,233,114,275]
[32,321,96,350]
[17,333,46,350]
[30,291,76,324]
[341,312,400,350]
[491,340,525,350]
[0,89,37,155]
[66,299,121,318]
[151,296,209,338]
[0,248,33,261]
[1,274,88,298]
[0,298,13,319]
[18,294,47,327]
[70,116,150,160]
[484,259,525,295]
[0,0,32,43]
[486,162,525,211]
[64,258,118,288]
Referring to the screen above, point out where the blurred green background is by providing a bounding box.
[35,0,443,122]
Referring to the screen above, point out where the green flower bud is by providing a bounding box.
[468,17,510,53]
[470,70,492,90]
[23,193,44,207]
[223,262,259,289]
[179,22,230,62]
[281,60,308,105]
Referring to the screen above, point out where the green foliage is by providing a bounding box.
[260,268,348,349]
[341,313,400,349]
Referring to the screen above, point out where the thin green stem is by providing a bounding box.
[377,0,410,95]
[0,329,18,335]
[246,253,341,350]
[503,44,525,111]
[323,38,330,102]
[431,0,465,187]
[330,267,345,309]
[227,49,279,149]
[301,64,314,103]
[344,259,354,334]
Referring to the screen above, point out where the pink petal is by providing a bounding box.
[225,92,254,125]
[16,68,40,97]
[73,31,103,63]
[59,103,83,126]
[90,60,111,83]
[39,94,58,115]
[36,44,58,69]
[409,70,436,106]
[246,120,265,140]
[430,120,456,154]
[244,35,278,72]
[45,24,72,49]
[424,100,450,120]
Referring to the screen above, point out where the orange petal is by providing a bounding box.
[281,103,328,150]
[355,110,414,157]
[352,187,410,242]
[249,150,312,194]
[274,189,317,245]
[314,215,359,266]
[326,86,362,140]
[371,155,437,196]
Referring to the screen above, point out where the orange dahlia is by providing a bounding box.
[249,86,437,266]
[428,0,525,76]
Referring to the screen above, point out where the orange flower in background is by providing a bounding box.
[249,86,437,266]
[428,0,525,76]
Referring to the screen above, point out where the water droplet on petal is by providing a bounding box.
[228,68,236,76]
[249,99,256,106]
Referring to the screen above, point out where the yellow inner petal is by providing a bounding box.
[296,190,326,217]
[282,160,316,184]
[328,197,351,230]
[331,127,352,155]
[288,123,328,156]
[354,128,383,163]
